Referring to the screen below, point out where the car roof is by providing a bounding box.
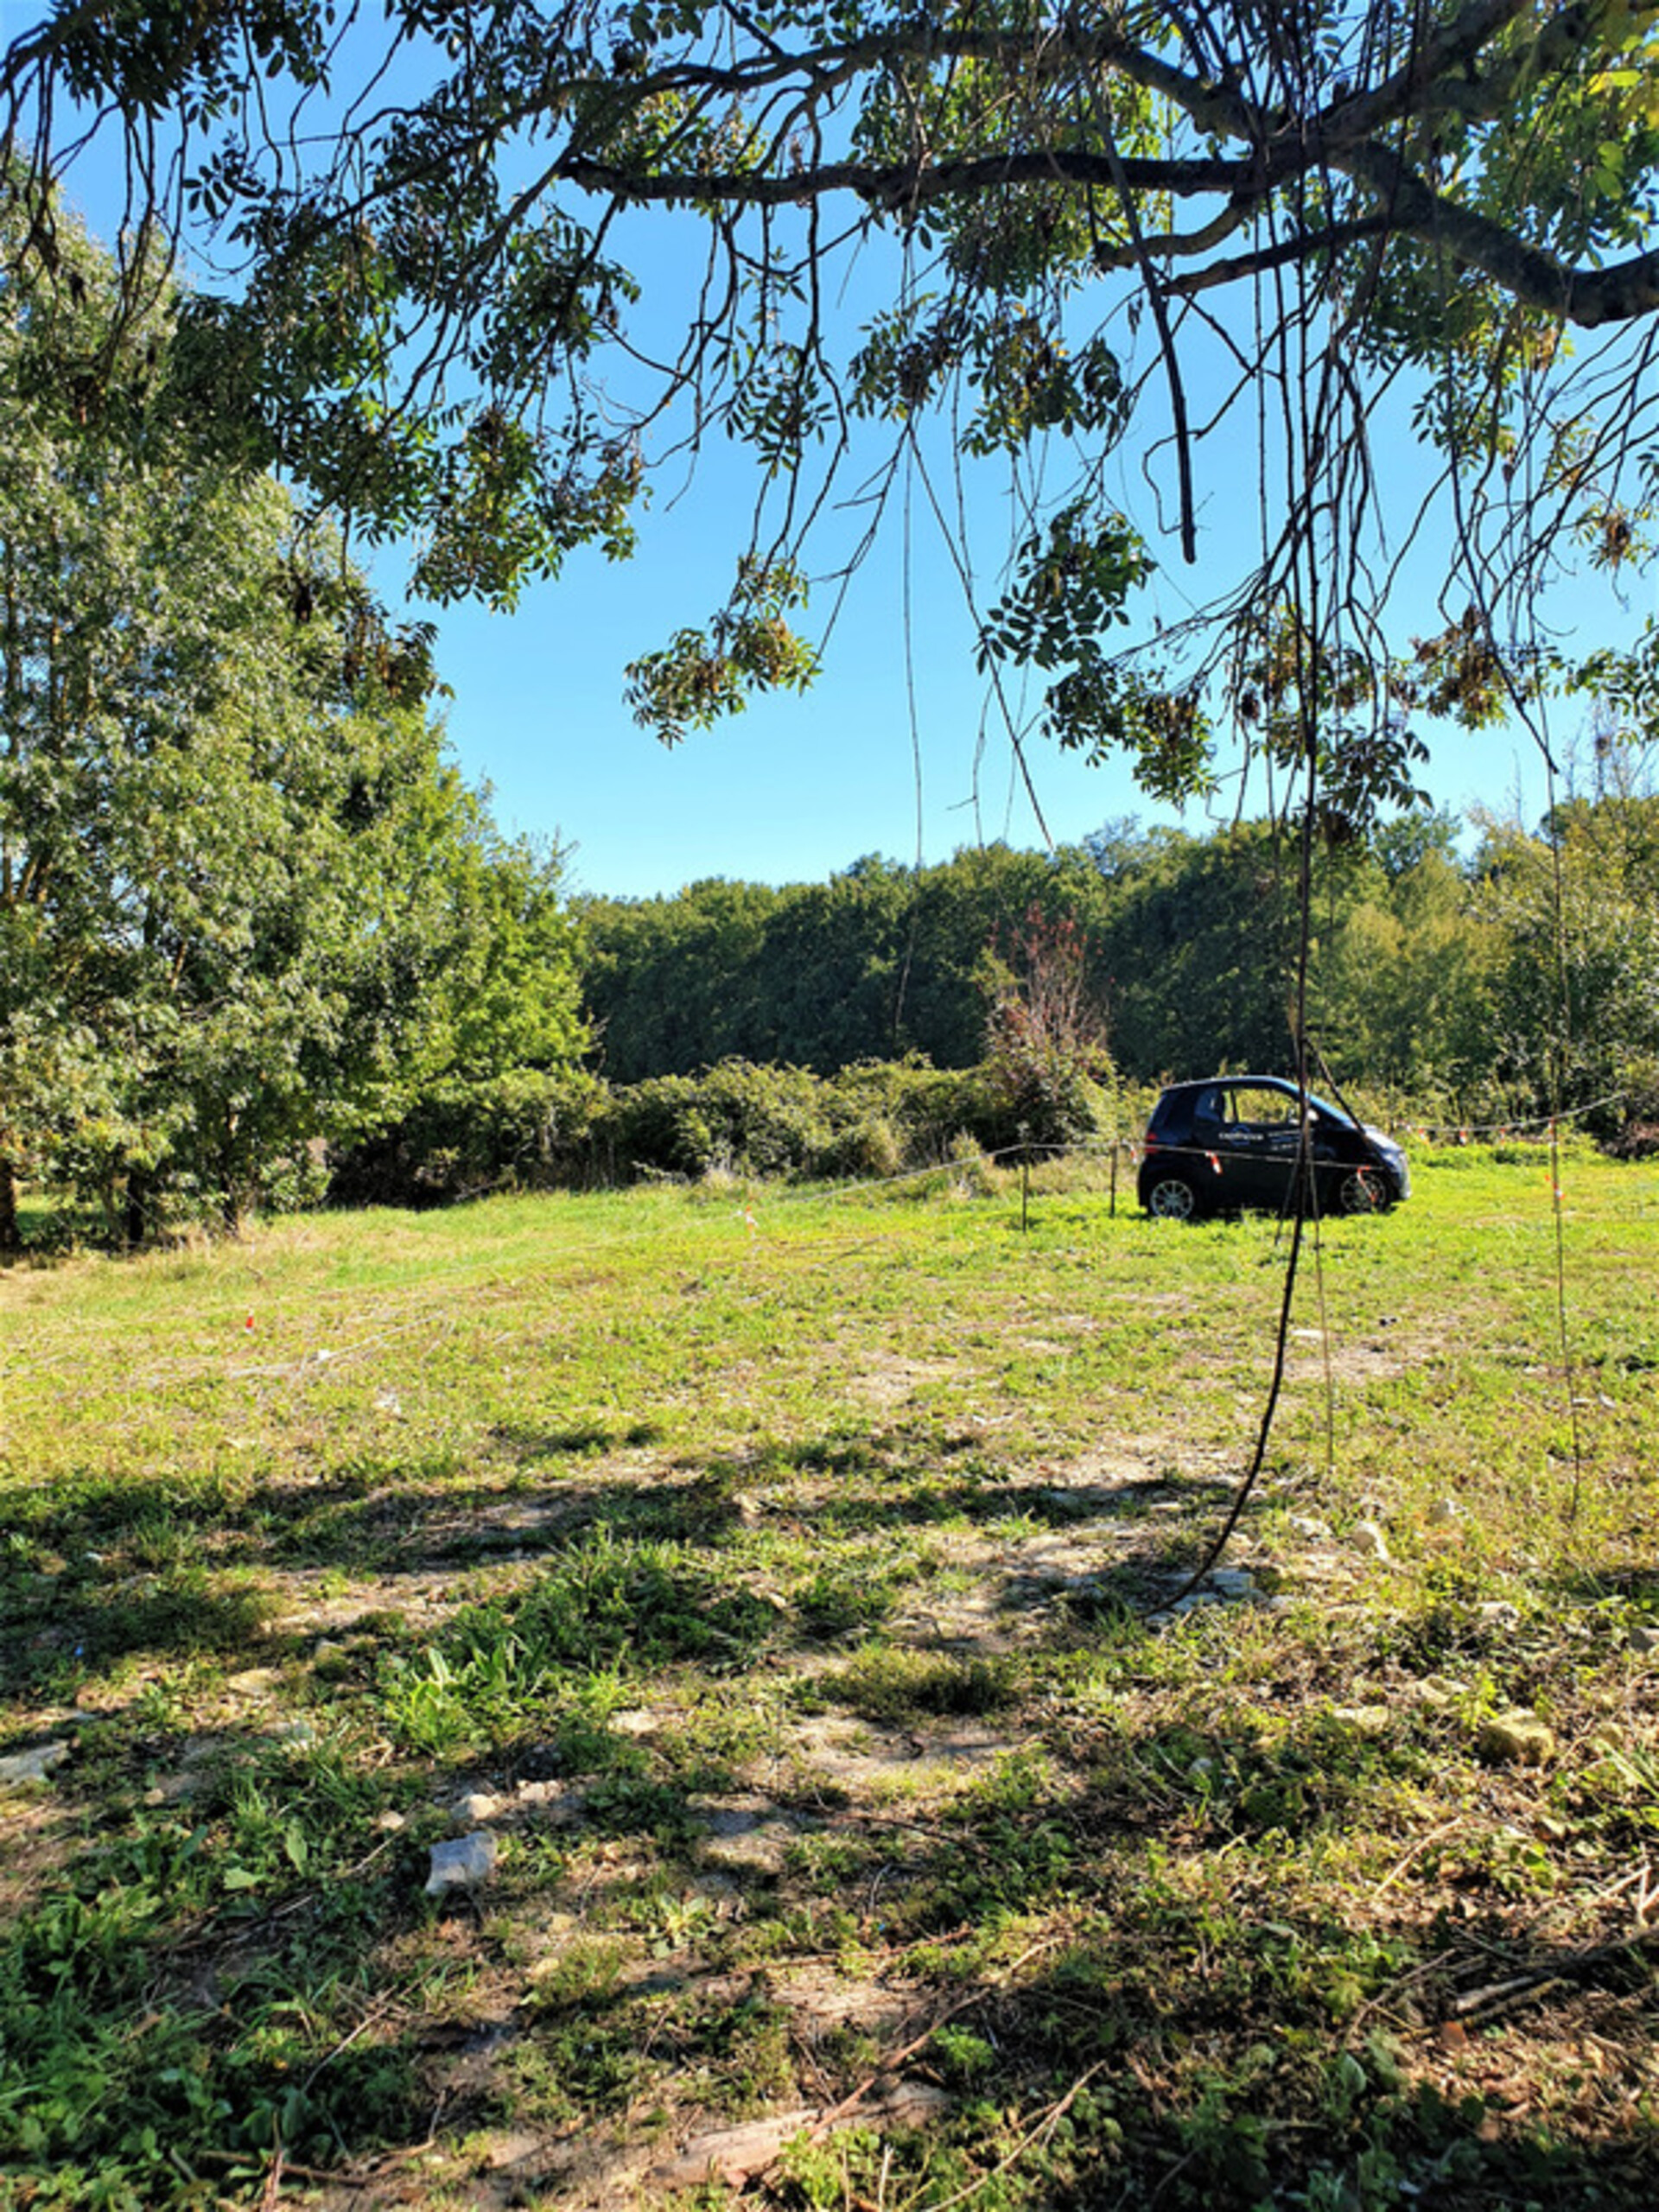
[1163,1075,1294,1090]
[1157,1077,1355,1122]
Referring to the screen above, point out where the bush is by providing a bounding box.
[811,1114,906,1182]
[978,906,1115,1148]
[328,1070,611,1206]
[699,1060,836,1175]
[328,1052,1136,1206]
[611,1059,995,1183]
[605,1058,1083,1185]
[611,1062,830,1179]
[607,1073,705,1178]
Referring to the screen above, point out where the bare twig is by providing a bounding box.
[808,1935,1063,2137]
[912,2062,1106,2212]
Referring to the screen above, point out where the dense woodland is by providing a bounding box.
[325,780,1659,1213]
[574,792,1659,1100]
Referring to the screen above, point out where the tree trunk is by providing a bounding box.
[0,1156,20,1255]
[124,1168,149,1249]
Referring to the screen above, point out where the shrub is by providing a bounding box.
[697,1060,835,1175]
[328,1070,611,1206]
[978,906,1115,1148]
[329,1052,1138,1205]
[811,1114,906,1182]
[611,1063,831,1179]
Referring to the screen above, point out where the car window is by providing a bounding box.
[1227,1084,1299,1128]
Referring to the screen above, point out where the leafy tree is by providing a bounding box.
[897,844,1113,1065]
[576,843,1112,1078]
[410,823,588,1089]
[579,878,783,1078]
[1471,792,1659,1125]
[1099,823,1313,1077]
[1073,813,1504,1093]
[747,861,916,1071]
[0,196,586,1243]
[3,1,1657,818]
[1312,836,1499,1098]
[573,814,1560,1105]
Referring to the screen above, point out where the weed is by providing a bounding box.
[930,2024,996,2082]
[524,1936,631,2009]
[830,1645,1020,1721]
[776,2126,885,2209]
[793,1563,897,1640]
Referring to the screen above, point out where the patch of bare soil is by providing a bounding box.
[0,1786,77,1921]
[844,1354,963,1407]
[1284,1326,1411,1385]
[787,1713,1026,1795]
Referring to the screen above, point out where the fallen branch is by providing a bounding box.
[1453,1927,1659,2021]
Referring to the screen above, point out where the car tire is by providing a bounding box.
[1144,1171,1202,1222]
[1336,1167,1392,1215]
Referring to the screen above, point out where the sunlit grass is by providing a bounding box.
[2,1147,1657,2207]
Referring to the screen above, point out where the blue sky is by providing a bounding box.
[427,432,1180,901]
[420,342,1643,903]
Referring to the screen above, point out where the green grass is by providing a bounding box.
[3,1147,1658,2207]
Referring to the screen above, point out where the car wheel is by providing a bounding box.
[1336,1167,1391,1215]
[1145,1172,1201,1221]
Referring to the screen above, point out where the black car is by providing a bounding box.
[1137,1077,1410,1221]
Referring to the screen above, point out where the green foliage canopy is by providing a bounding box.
[0,197,588,1242]
[4,2,1659,811]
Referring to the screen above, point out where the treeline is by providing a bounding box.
[336,789,1659,1210]
[575,801,1659,1121]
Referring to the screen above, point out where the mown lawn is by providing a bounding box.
[3,1144,1657,2209]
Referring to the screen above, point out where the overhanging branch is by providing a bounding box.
[556,147,1251,210]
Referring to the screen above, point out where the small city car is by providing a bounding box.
[1137,1077,1410,1221]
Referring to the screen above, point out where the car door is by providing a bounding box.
[1251,1082,1333,1208]
[1308,1107,1352,1209]
[1210,1083,1294,1207]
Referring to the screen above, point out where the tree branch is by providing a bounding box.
[556,146,1251,212]
[1332,140,1659,327]
[1152,215,1396,296]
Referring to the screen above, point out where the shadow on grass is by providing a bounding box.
[490,1418,666,1459]
[7,1434,1245,1725]
[1548,1562,1659,1615]
[3,1574,283,1698]
[0,1712,506,2200]
[3,1414,1241,1573]
[5,1599,1656,2211]
[1008,1914,1659,2211]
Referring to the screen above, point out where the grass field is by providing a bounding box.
[3,1144,1658,2209]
